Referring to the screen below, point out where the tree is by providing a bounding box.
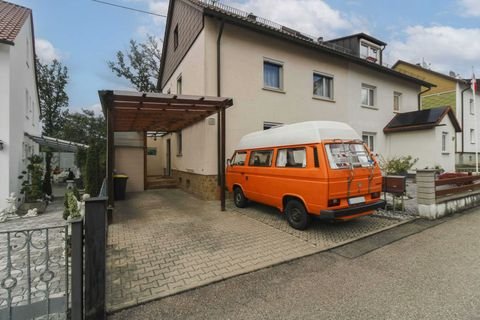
[60,109,106,187]
[84,142,104,196]
[36,58,69,196]
[108,35,162,92]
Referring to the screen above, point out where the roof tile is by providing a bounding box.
[0,0,31,44]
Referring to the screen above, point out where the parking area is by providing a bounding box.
[107,189,411,312]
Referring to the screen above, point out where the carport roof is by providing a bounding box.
[98,90,233,132]
[25,133,89,152]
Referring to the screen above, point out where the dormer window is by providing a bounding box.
[360,40,380,63]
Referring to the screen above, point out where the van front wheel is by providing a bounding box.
[234,187,248,208]
[285,200,310,230]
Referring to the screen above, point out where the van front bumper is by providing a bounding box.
[319,200,386,219]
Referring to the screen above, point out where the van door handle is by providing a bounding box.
[245,176,248,181]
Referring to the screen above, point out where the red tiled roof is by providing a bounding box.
[0,0,31,44]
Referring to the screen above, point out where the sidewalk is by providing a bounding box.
[110,209,480,320]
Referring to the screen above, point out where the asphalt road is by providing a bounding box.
[109,210,480,320]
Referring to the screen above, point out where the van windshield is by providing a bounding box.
[325,143,373,169]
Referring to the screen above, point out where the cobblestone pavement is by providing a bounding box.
[0,199,68,319]
[107,189,409,313]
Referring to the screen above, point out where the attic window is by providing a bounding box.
[360,40,380,63]
[174,24,179,50]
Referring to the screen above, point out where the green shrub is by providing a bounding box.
[19,155,44,202]
[379,155,418,175]
[63,190,81,220]
[85,142,104,196]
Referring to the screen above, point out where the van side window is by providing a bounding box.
[276,148,306,168]
[231,151,247,166]
[249,150,273,167]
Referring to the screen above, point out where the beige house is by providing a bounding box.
[141,0,438,199]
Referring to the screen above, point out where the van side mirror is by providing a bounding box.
[227,158,231,166]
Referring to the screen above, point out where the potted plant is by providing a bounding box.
[18,155,47,215]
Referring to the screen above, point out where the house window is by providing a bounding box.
[362,132,376,152]
[471,129,475,144]
[276,148,306,168]
[174,25,179,50]
[393,92,402,112]
[361,84,376,107]
[263,121,283,130]
[249,150,273,167]
[263,60,283,90]
[147,147,157,156]
[470,98,475,115]
[360,41,380,63]
[442,132,448,152]
[313,73,333,99]
[177,75,182,94]
[26,38,30,67]
[176,131,182,156]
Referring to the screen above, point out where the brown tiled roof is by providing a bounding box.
[0,0,31,45]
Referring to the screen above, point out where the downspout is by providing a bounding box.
[379,44,386,66]
[217,20,225,186]
[418,86,432,111]
[461,86,470,153]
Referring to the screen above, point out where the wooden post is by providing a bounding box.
[69,217,84,320]
[106,95,115,223]
[220,107,226,211]
[84,197,107,320]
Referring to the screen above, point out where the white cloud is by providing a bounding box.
[459,0,480,17]
[229,0,368,39]
[35,38,61,63]
[386,25,480,77]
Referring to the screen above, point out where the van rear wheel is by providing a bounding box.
[233,187,248,208]
[285,200,310,230]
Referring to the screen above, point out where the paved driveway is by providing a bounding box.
[107,189,408,312]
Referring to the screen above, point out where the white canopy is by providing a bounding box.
[235,121,361,150]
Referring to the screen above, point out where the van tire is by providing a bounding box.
[285,200,310,230]
[234,187,248,208]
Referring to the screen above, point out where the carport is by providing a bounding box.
[98,90,233,213]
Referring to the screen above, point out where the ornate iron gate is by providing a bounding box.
[0,225,70,319]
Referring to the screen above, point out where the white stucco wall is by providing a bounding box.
[160,18,440,178]
[456,82,480,155]
[1,15,41,206]
[385,117,456,172]
[146,137,165,176]
[0,44,11,204]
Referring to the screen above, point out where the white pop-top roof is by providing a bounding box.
[236,121,361,150]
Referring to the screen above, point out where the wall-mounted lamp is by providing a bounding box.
[0,140,4,151]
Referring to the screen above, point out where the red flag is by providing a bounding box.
[472,73,477,92]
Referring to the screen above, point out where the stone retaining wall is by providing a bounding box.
[417,170,480,219]
[171,170,219,200]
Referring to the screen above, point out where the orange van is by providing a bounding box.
[226,121,385,230]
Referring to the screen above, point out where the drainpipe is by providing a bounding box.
[418,86,432,110]
[217,20,225,186]
[379,44,386,66]
[461,86,470,153]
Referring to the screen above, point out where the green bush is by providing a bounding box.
[85,142,104,196]
[379,155,418,175]
[63,189,81,220]
[19,155,44,202]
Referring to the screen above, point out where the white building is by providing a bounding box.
[0,1,41,207]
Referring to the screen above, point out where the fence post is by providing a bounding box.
[84,197,108,320]
[69,217,84,320]
[416,170,437,219]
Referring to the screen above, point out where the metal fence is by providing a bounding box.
[0,225,70,320]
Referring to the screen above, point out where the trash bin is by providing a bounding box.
[113,174,128,200]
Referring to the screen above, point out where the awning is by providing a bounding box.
[98,90,233,132]
[25,133,89,152]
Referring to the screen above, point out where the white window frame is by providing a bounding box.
[313,72,334,100]
[263,58,284,91]
[362,132,376,152]
[359,40,380,63]
[25,89,30,119]
[393,92,402,112]
[470,128,476,144]
[470,98,475,115]
[442,131,448,153]
[361,84,376,108]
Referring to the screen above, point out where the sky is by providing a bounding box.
[12,0,480,113]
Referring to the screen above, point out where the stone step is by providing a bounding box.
[146,177,178,189]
